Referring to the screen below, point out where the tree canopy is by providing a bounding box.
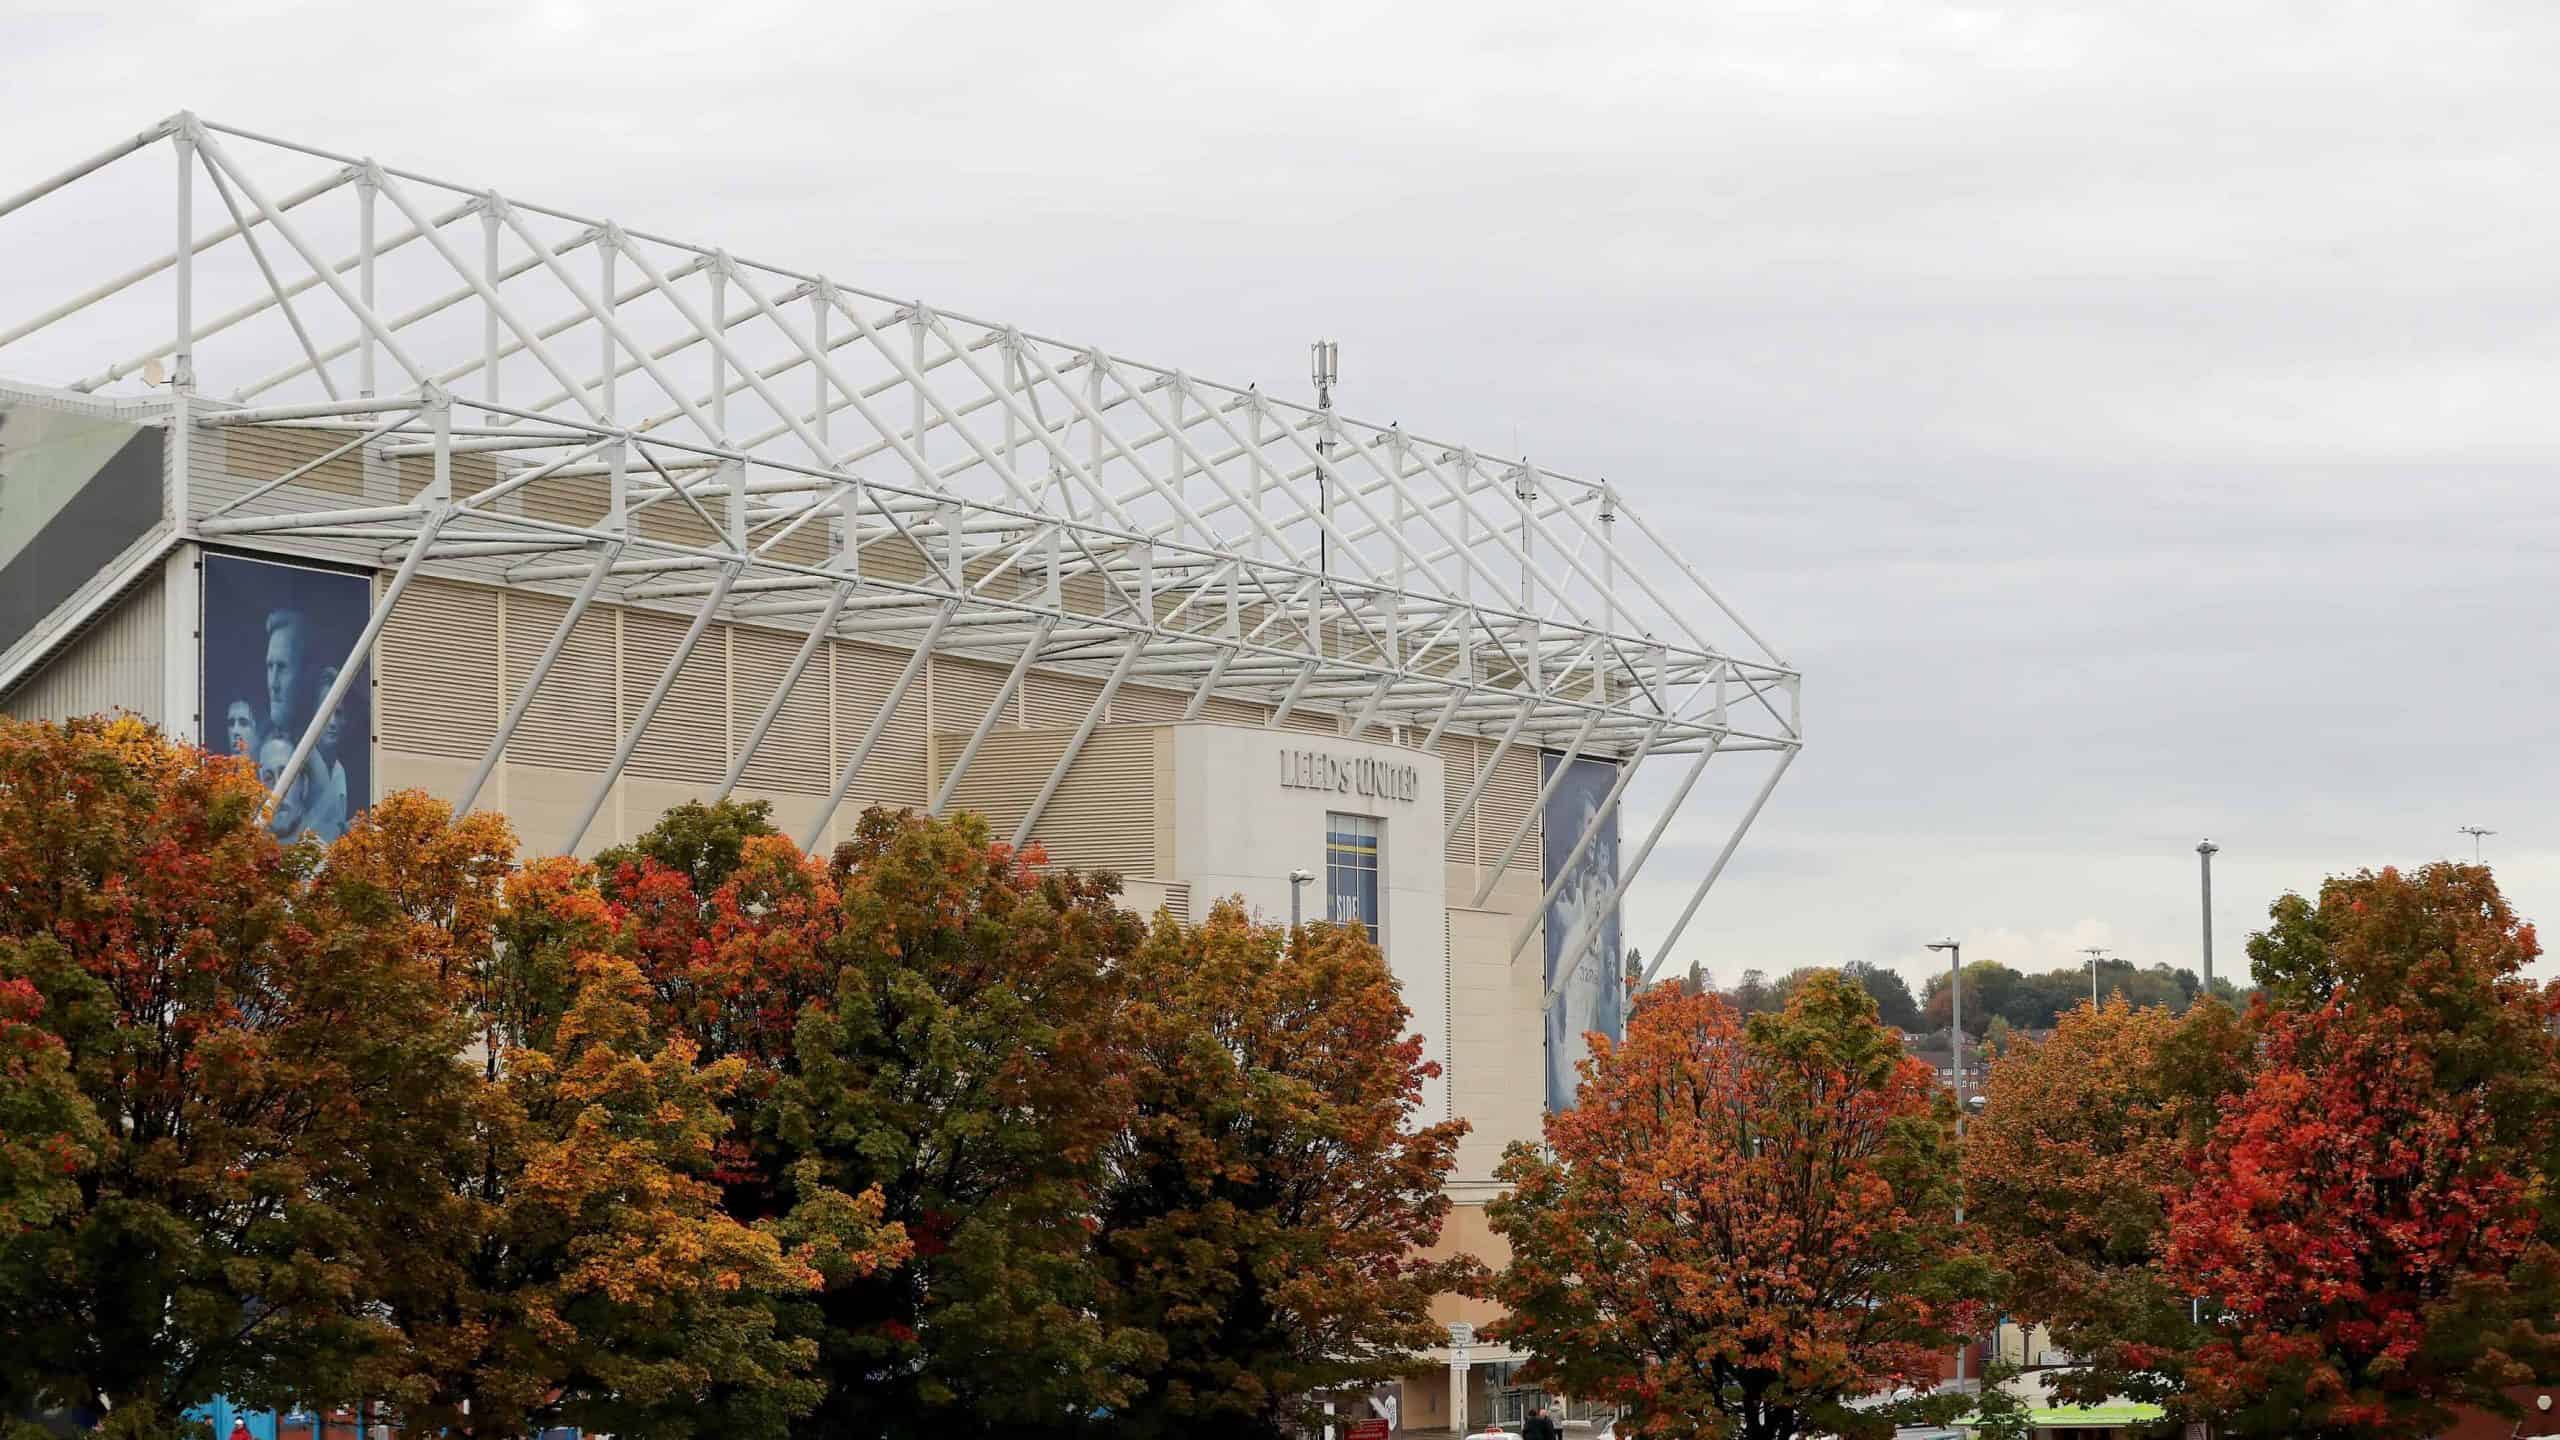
[1488,971,1989,1440]
[0,717,461,1428]
[1094,904,1471,1440]
[0,720,1466,1440]
[1965,862,2560,1440]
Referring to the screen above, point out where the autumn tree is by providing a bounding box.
[2164,999,2560,1440]
[0,973,98,1241]
[574,804,1146,1440]
[2152,862,2560,1439]
[1092,905,1470,1440]
[1488,970,1989,1440]
[332,795,883,1440]
[1921,959,2021,1036]
[1961,997,2247,1408]
[1839,961,1922,1031]
[0,717,459,1428]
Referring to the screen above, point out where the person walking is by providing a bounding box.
[1522,1404,1560,1440]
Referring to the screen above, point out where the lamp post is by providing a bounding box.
[2081,946,2112,1009]
[1926,936,1965,1384]
[2197,840,2219,995]
[1288,868,1315,933]
[2459,825,2495,864]
[1925,939,1964,1118]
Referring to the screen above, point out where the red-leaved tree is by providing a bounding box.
[2163,997,2560,1440]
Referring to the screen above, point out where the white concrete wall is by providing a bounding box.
[1168,723,1451,1123]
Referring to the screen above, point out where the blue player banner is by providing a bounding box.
[1540,751,1625,1113]
[201,553,372,844]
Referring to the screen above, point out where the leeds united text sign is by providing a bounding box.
[1279,748,1420,803]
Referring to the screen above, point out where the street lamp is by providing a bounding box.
[2081,946,2112,1009]
[1288,868,1315,932]
[2459,825,2495,863]
[2197,840,2219,994]
[1926,939,1963,1118]
[1925,936,1966,1384]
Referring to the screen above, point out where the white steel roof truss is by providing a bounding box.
[0,114,1803,968]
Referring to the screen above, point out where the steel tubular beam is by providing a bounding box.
[1444,701,1533,848]
[1509,719,1667,964]
[560,562,739,853]
[1644,746,1798,980]
[800,603,952,849]
[1472,709,1601,908]
[714,578,853,802]
[930,615,1055,815]
[190,130,435,390]
[1010,634,1145,848]
[1548,734,1723,1000]
[270,503,451,814]
[455,538,624,813]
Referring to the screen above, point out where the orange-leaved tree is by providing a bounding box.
[0,717,462,1428]
[1960,996,2247,1408]
[1488,969,1988,1440]
[333,794,896,1440]
[1094,905,1471,1440]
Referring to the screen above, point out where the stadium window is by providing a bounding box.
[1325,812,1382,944]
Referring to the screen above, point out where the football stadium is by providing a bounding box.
[0,114,1799,1432]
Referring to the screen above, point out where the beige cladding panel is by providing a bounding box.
[928,653,1011,747]
[1195,694,1270,727]
[376,748,477,813]
[377,576,502,761]
[211,424,367,499]
[619,608,728,785]
[1437,732,1481,869]
[1447,903,1546,1180]
[515,471,613,531]
[634,503,720,552]
[1475,741,1542,866]
[929,727,1062,845]
[3,571,165,727]
[728,624,831,796]
[1106,681,1187,724]
[1021,668,1105,729]
[929,725,1163,879]
[830,638,929,809]
[1024,727,1162,876]
[500,592,618,772]
[204,424,504,506]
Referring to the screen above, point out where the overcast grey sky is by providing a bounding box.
[7,0,2550,993]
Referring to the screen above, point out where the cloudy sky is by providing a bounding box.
[7,0,2551,992]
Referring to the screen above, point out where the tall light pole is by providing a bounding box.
[1926,936,1966,1384]
[1288,868,1314,934]
[2197,840,2219,995]
[2459,825,2495,864]
[2081,946,2112,1009]
[1927,940,1964,1119]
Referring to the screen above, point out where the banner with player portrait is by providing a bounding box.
[201,553,371,844]
[1540,750,1626,1113]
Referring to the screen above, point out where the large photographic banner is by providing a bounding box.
[201,554,372,844]
[1540,751,1625,1113]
